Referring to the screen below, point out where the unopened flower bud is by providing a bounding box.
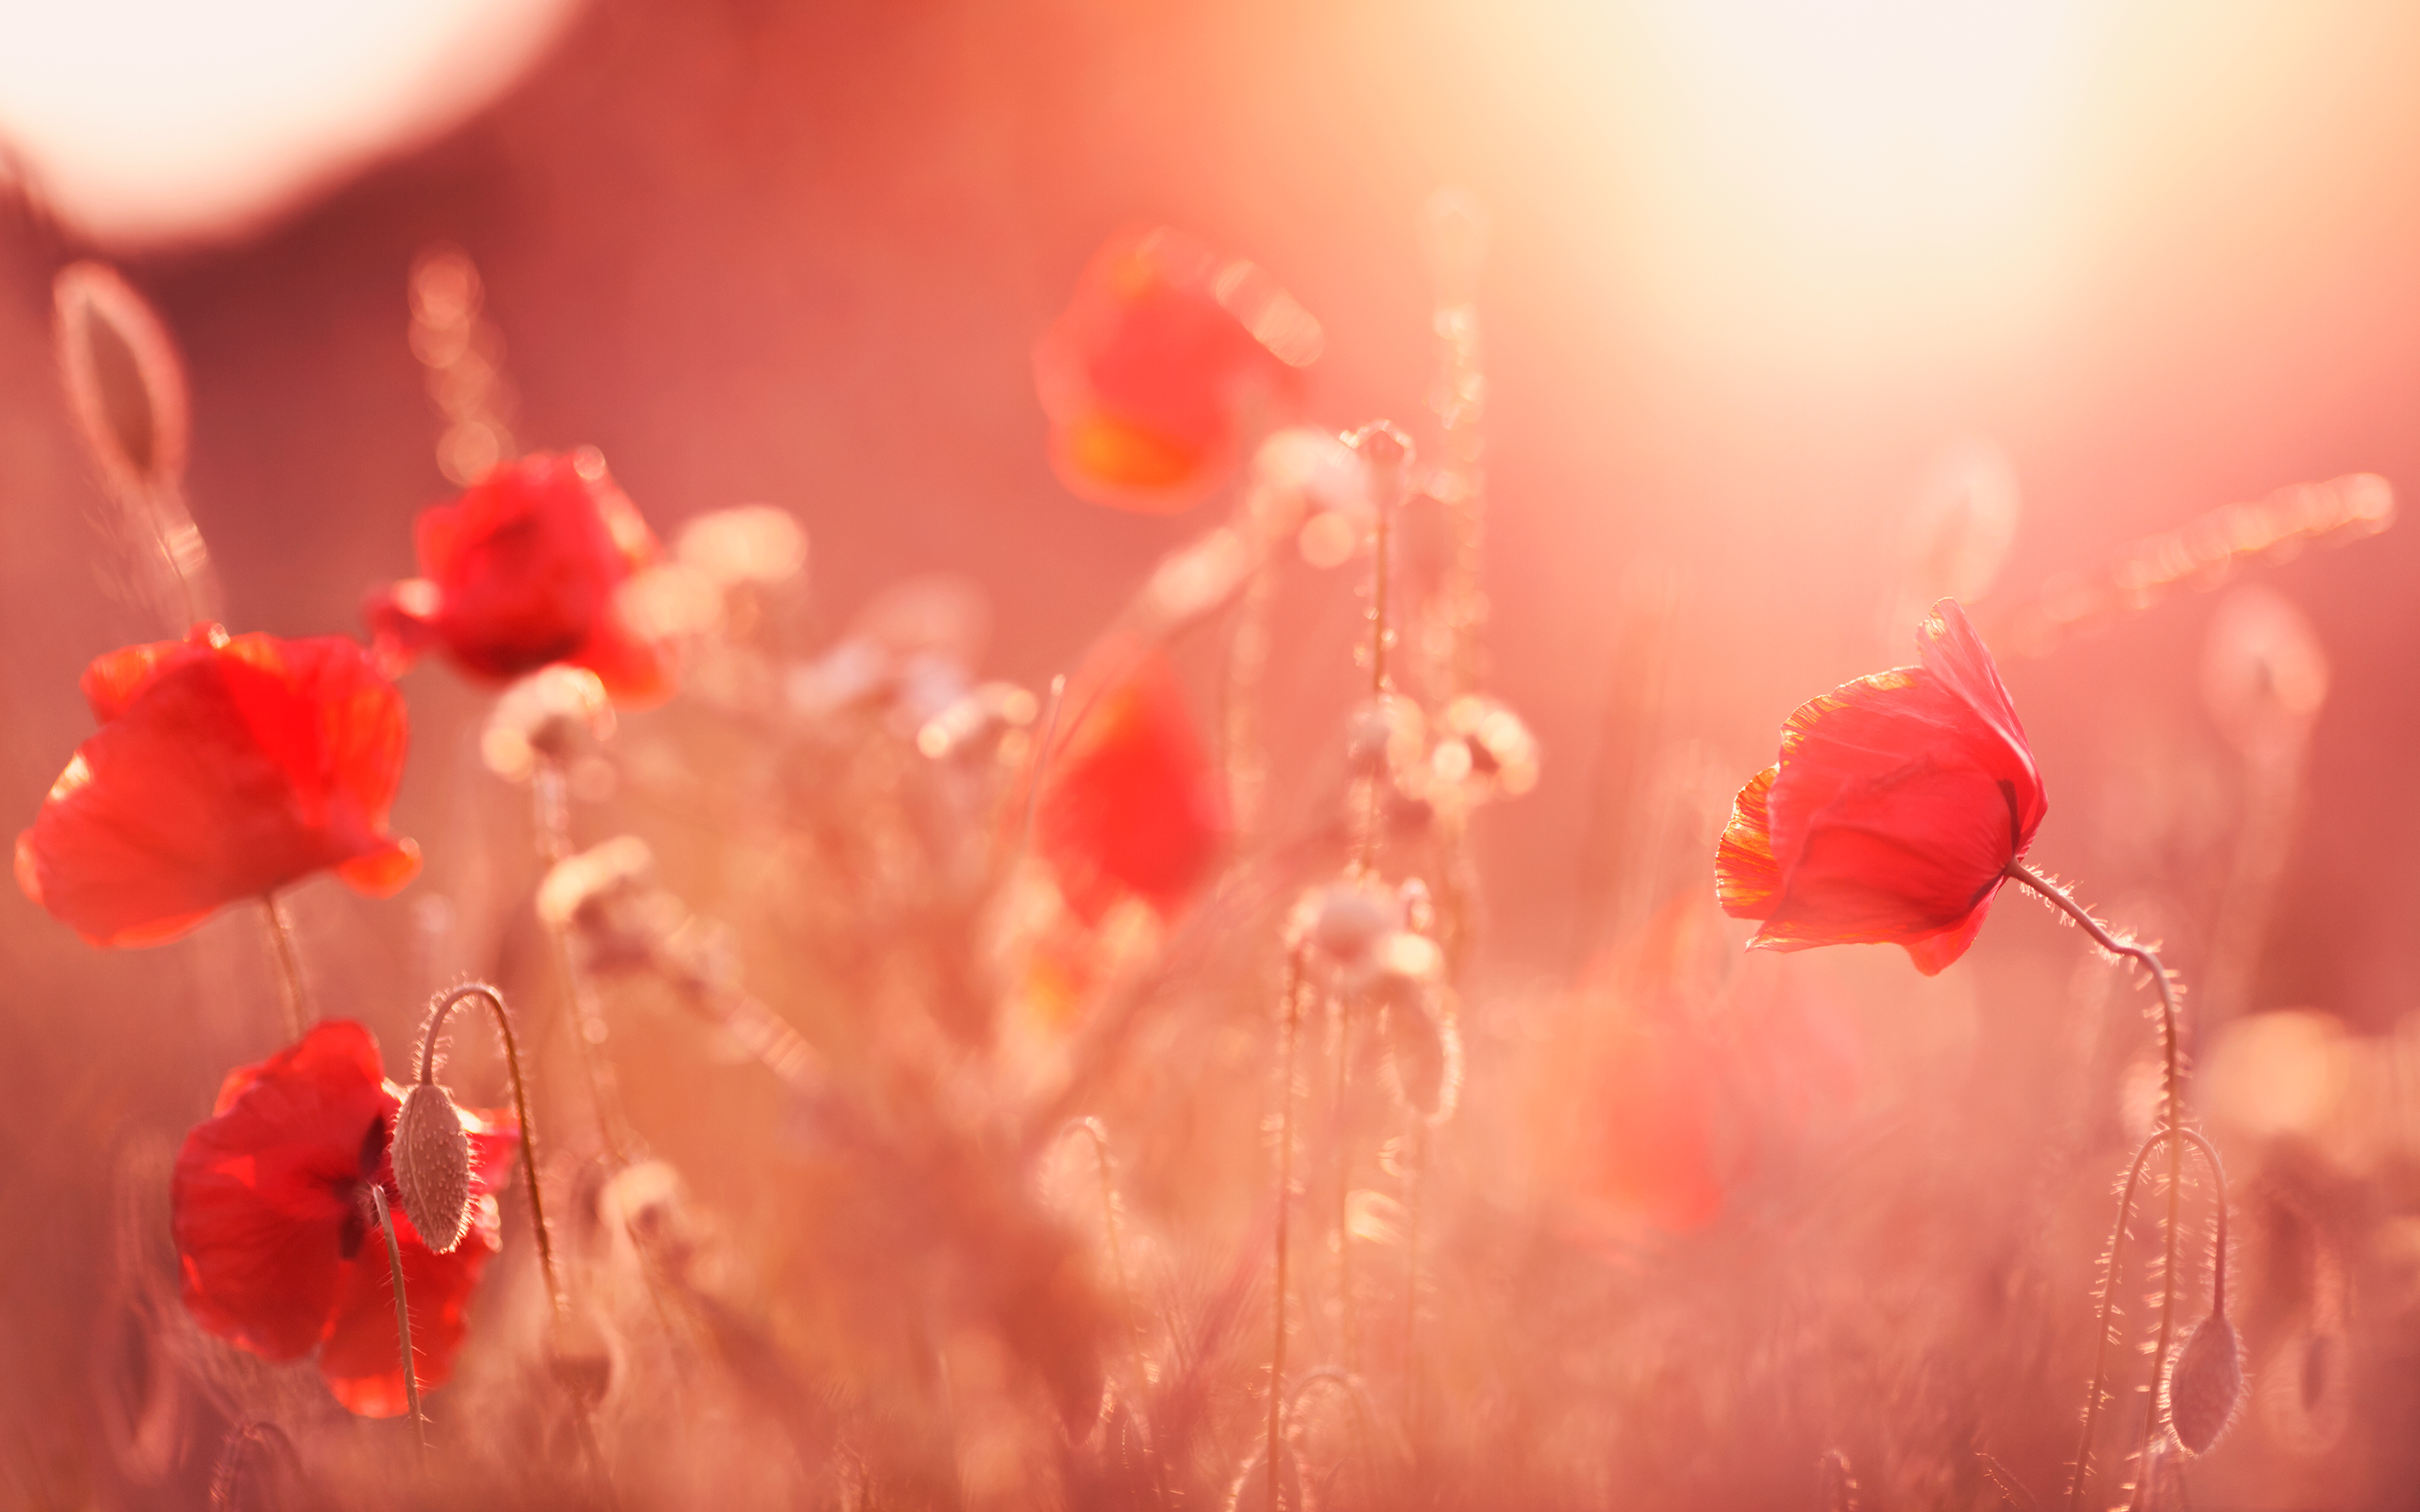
[1380,979,1462,1126]
[482,666,614,782]
[1344,694,1425,781]
[676,504,808,589]
[1294,880,1404,967]
[392,1083,474,1253]
[1429,695,1539,806]
[2166,1310,2244,1454]
[538,836,679,974]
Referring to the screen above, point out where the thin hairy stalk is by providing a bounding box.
[1064,1117,1165,1508]
[418,984,565,1321]
[259,897,308,1042]
[368,1186,426,1460]
[1266,947,1310,1512]
[1329,997,1359,1372]
[533,757,632,1163]
[1398,1117,1427,1447]
[1223,559,1279,842]
[208,1419,298,1511]
[2063,1125,2227,1509]
[1348,423,1408,878]
[2008,863,2193,1491]
[1012,672,1068,878]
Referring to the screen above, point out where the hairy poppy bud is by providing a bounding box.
[481,665,614,783]
[2165,1310,2244,1454]
[1293,880,1403,968]
[392,1083,474,1253]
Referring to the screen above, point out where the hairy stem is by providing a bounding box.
[534,758,632,1164]
[2010,862,2208,1509]
[1266,948,1309,1511]
[369,1185,426,1460]
[418,984,566,1322]
[259,896,308,1042]
[2063,1127,2227,1510]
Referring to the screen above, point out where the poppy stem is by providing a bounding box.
[1063,1116,1166,1508]
[1012,673,1068,880]
[259,896,308,1042]
[2061,1127,2228,1511]
[1265,945,1309,1511]
[1330,996,1358,1373]
[1399,1116,1427,1453]
[417,984,566,1324]
[367,1184,427,1461]
[2006,863,2204,1509]
[532,757,633,1166]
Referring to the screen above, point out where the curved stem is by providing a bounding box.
[369,1186,426,1460]
[1266,947,1309,1512]
[1331,999,1358,1373]
[534,758,632,1164]
[1399,1117,1427,1452]
[418,984,566,1323]
[1063,1116,1165,1509]
[2062,1121,2227,1508]
[259,896,308,1042]
[1012,673,1068,879]
[2007,862,2196,1500]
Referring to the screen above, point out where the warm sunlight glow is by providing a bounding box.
[0,0,579,244]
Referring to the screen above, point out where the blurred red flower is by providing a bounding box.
[15,624,419,948]
[1037,654,1228,920]
[366,450,674,705]
[1714,600,2046,976]
[171,1019,516,1417]
[1034,226,1321,512]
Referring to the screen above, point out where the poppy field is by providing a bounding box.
[7,8,2420,1511]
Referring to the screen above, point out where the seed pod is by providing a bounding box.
[55,262,188,498]
[392,1084,474,1253]
[2165,1310,2244,1454]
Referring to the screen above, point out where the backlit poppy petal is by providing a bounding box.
[171,1021,391,1363]
[1712,764,1782,921]
[1034,226,1317,512]
[17,630,418,946]
[1037,653,1228,920]
[367,451,676,705]
[317,1192,501,1417]
[1714,600,2044,974]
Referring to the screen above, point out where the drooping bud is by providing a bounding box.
[675,504,808,590]
[55,262,189,498]
[1292,879,1404,969]
[1428,695,1539,807]
[537,835,676,974]
[392,1083,474,1253]
[1344,695,1425,784]
[481,665,614,782]
[2165,1310,2244,1454]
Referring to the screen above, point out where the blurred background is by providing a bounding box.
[7,0,2420,1505]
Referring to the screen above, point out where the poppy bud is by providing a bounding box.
[55,262,189,498]
[392,1084,474,1254]
[537,836,676,974]
[1344,695,1425,782]
[1292,880,1403,968]
[1428,695,1539,807]
[674,504,808,591]
[481,666,614,783]
[2165,1310,2244,1455]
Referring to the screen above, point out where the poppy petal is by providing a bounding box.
[171,1022,390,1363]
[317,1195,501,1417]
[1751,755,2017,951]
[19,634,415,946]
[1713,765,1783,921]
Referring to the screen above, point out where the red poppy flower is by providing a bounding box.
[1714,600,2047,975]
[365,450,674,705]
[1037,654,1228,920]
[15,625,419,948]
[1034,226,1321,513]
[171,1019,516,1417]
